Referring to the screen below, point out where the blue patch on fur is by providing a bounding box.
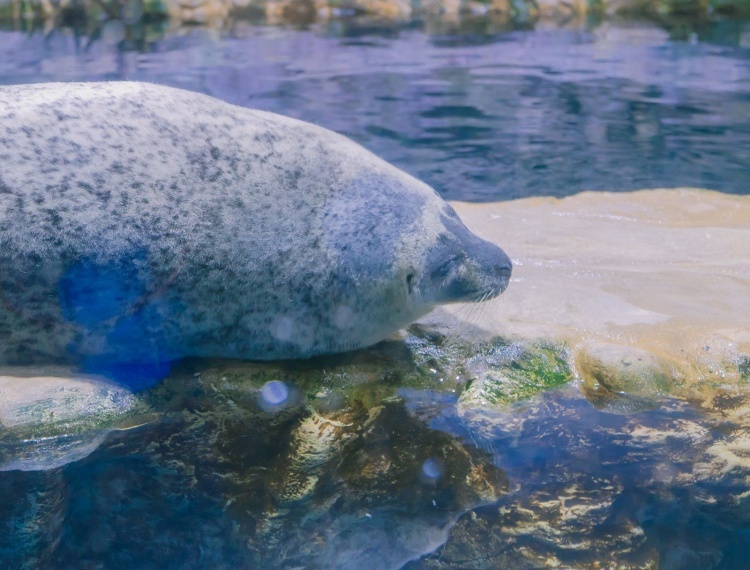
[59,258,146,326]
[58,255,176,390]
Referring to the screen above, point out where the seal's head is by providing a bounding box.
[319,171,511,353]
[417,204,512,305]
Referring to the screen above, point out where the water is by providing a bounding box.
[2,19,750,200]
[2,12,750,570]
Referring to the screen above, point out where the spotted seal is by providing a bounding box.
[0,82,511,382]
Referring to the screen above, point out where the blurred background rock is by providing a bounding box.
[1,0,748,41]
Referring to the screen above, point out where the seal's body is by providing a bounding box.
[0,82,511,376]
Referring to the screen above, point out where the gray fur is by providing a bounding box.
[0,82,511,368]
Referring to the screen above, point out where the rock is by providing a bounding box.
[435,189,750,400]
[0,368,139,471]
[459,339,572,407]
[576,342,679,412]
[4,360,508,568]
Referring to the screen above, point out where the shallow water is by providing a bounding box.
[2,18,750,200]
[4,369,750,569]
[1,12,750,570]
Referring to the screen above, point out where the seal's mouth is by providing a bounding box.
[455,283,509,304]
[436,257,512,304]
[448,264,512,303]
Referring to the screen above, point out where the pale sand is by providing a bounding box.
[431,188,750,383]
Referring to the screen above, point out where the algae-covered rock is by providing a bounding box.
[459,339,572,407]
[577,342,676,397]
[0,327,566,475]
[740,356,750,383]
[576,342,683,413]
[445,189,750,401]
[0,360,508,569]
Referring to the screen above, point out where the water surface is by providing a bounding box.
[1,18,750,200]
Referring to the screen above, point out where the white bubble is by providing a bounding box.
[270,316,295,342]
[261,380,289,406]
[421,458,444,482]
[332,304,355,329]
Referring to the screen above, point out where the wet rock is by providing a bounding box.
[577,343,676,398]
[4,0,750,31]
[459,339,572,407]
[693,390,750,479]
[576,342,683,413]
[442,189,750,399]
[264,0,317,25]
[535,0,587,20]
[0,368,139,471]
[0,470,67,569]
[0,326,552,474]
[0,361,508,569]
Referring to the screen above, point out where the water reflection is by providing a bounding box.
[3,364,750,568]
[404,387,750,569]
[1,16,749,201]
[0,367,508,569]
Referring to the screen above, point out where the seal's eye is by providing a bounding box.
[432,255,462,280]
[406,272,415,294]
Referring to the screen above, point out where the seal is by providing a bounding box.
[0,81,511,382]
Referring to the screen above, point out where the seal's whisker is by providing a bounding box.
[441,290,491,349]
[440,304,471,349]
[465,292,490,326]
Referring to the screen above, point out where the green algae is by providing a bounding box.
[459,339,573,407]
[740,357,750,383]
[144,332,575,416]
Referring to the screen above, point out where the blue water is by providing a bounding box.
[2,19,750,200]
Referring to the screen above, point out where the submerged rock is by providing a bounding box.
[405,386,750,570]
[0,360,508,569]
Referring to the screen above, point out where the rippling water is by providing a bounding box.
[2,18,750,200]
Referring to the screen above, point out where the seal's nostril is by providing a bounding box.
[492,255,512,293]
[494,253,512,279]
[406,272,415,294]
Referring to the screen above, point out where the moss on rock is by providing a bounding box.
[459,339,573,407]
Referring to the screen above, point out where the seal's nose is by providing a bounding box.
[436,208,514,302]
[469,237,512,293]
[493,249,513,292]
